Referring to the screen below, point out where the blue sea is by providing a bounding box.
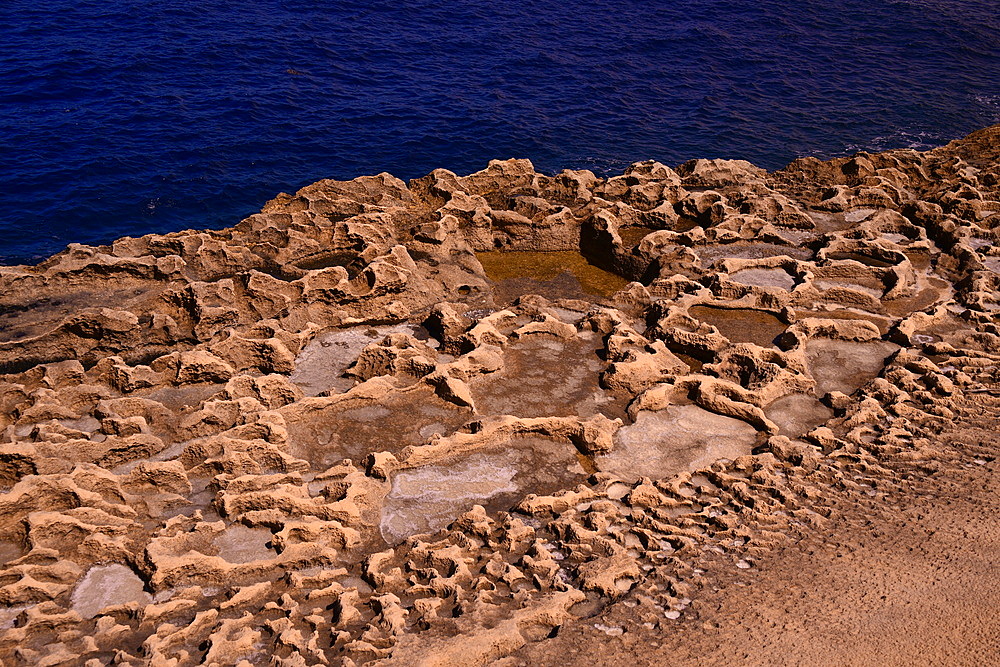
[1,0,998,264]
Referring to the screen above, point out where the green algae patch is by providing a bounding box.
[476,250,630,299]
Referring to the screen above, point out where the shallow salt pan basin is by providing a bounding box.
[597,405,758,483]
[72,564,152,619]
[844,208,877,223]
[728,267,796,291]
[764,393,834,438]
[469,331,625,420]
[291,323,431,396]
[813,279,884,299]
[476,250,630,304]
[826,251,896,268]
[0,540,24,567]
[805,339,899,396]
[285,386,471,469]
[379,437,587,544]
[213,525,275,564]
[689,305,788,348]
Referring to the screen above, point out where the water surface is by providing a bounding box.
[2,0,999,262]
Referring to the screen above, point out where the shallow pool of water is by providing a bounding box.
[0,541,24,567]
[696,243,812,265]
[294,251,364,276]
[813,279,884,299]
[617,226,658,247]
[826,251,896,268]
[476,250,630,302]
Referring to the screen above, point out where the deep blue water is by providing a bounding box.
[1,0,999,264]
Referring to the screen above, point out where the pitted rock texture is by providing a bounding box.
[0,125,999,665]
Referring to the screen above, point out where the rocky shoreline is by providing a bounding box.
[0,125,998,665]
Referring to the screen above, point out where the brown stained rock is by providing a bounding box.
[576,554,642,600]
[426,374,476,410]
[211,333,297,375]
[175,351,235,385]
[222,374,303,409]
[601,340,692,395]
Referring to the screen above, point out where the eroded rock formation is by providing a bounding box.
[0,125,999,665]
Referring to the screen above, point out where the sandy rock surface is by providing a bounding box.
[0,125,998,665]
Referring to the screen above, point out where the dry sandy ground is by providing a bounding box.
[514,399,1000,666]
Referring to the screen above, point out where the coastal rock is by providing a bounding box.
[0,126,998,664]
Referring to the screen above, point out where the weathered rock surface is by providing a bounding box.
[0,125,999,664]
